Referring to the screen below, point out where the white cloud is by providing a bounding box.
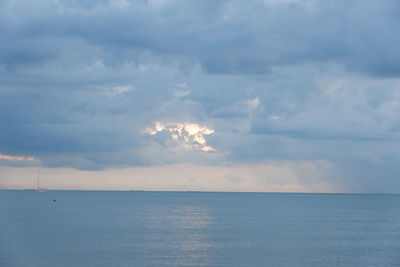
[145,122,216,152]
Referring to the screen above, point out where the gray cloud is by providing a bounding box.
[2,0,400,75]
[1,0,400,191]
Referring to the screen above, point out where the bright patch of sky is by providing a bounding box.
[145,122,216,152]
[0,154,37,161]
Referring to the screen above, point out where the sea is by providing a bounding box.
[1,190,400,267]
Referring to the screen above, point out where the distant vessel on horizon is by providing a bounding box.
[33,169,47,192]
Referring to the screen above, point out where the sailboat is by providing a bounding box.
[33,169,47,192]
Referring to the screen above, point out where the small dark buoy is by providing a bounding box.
[53,199,56,202]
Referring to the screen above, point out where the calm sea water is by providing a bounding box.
[1,190,400,267]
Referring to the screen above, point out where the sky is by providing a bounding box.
[1,0,400,193]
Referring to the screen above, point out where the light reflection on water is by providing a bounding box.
[143,205,213,266]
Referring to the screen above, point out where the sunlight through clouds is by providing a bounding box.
[145,122,216,152]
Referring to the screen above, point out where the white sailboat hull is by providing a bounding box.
[33,188,48,192]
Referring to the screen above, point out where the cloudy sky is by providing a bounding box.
[1,0,400,193]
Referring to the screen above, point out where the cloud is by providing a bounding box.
[145,122,216,152]
[2,0,400,76]
[1,0,400,191]
[0,154,37,161]
[211,97,262,118]
[251,69,400,142]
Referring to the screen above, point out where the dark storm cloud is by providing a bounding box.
[2,0,400,76]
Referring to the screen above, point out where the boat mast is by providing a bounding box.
[37,169,40,189]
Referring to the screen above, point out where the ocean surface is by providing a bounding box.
[1,191,400,267]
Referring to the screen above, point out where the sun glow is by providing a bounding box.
[145,122,216,152]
